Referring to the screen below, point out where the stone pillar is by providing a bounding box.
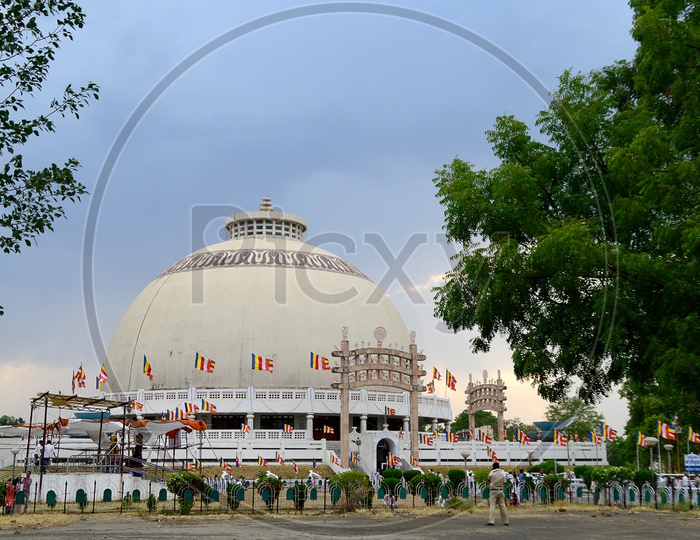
[360,415,367,434]
[306,414,314,440]
[402,417,410,436]
[246,413,254,439]
[432,418,438,434]
[446,421,452,434]
[339,334,350,468]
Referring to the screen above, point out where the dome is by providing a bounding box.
[106,199,410,392]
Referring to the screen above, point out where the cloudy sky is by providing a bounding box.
[0,1,637,429]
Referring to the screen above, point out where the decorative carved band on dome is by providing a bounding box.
[159,248,370,280]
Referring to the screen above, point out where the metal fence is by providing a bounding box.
[5,477,699,516]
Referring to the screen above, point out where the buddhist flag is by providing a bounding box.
[182,460,196,471]
[658,421,677,440]
[385,407,396,416]
[184,402,199,415]
[432,366,441,381]
[310,352,330,370]
[241,423,251,433]
[419,433,434,446]
[130,399,143,411]
[312,458,317,468]
[258,456,268,467]
[98,364,108,383]
[201,400,217,414]
[351,453,358,463]
[143,356,154,380]
[292,460,299,474]
[387,453,400,467]
[219,458,232,472]
[447,432,459,442]
[323,425,335,434]
[426,381,435,394]
[411,456,418,466]
[252,354,274,373]
[689,429,700,444]
[636,431,647,448]
[283,424,294,433]
[71,372,76,394]
[445,370,457,391]
[194,352,215,373]
[235,455,242,468]
[76,364,87,387]
[331,454,340,466]
[555,429,568,447]
[275,452,285,465]
[589,431,602,445]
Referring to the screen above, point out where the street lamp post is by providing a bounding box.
[10,449,19,480]
[460,451,472,502]
[646,437,658,510]
[664,443,674,509]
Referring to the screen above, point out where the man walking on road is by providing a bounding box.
[486,461,509,526]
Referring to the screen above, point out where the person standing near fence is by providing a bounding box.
[19,472,31,514]
[486,462,509,526]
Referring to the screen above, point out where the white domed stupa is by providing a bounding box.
[101,198,453,471]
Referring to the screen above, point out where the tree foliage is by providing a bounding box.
[0,415,23,425]
[451,409,497,433]
[433,1,700,412]
[544,397,604,439]
[0,0,99,315]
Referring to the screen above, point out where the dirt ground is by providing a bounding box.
[1,506,699,539]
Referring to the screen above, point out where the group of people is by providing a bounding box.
[3,472,32,515]
[33,440,55,473]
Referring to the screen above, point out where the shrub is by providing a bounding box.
[255,472,283,511]
[293,482,307,511]
[634,470,652,487]
[591,466,634,485]
[147,493,157,511]
[574,465,594,488]
[382,468,403,480]
[409,472,441,505]
[473,469,490,486]
[447,469,466,489]
[330,471,373,512]
[403,470,421,483]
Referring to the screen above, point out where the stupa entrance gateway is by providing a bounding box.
[331,328,427,468]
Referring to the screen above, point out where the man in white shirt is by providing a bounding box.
[486,461,509,526]
[42,439,55,473]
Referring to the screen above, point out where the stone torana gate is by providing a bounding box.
[331,327,426,468]
[465,370,508,441]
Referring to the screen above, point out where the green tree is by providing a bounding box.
[432,1,700,415]
[0,415,24,425]
[450,409,497,434]
[0,0,99,315]
[544,397,604,440]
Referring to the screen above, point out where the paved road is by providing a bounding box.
[1,510,699,539]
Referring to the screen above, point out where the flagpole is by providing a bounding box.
[636,437,639,472]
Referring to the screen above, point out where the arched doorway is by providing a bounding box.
[376,438,397,471]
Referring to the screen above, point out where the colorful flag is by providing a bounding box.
[130,399,143,411]
[658,420,677,440]
[589,431,602,445]
[283,424,294,433]
[200,400,217,414]
[219,458,232,472]
[330,453,341,466]
[555,429,568,447]
[351,453,358,463]
[258,456,268,467]
[636,431,647,447]
[419,433,434,446]
[323,425,335,434]
[426,381,435,394]
[75,364,87,387]
[293,460,299,474]
[194,352,215,373]
[690,429,700,444]
[184,402,199,415]
[411,456,418,466]
[235,455,242,468]
[432,366,441,381]
[312,457,317,469]
[310,352,330,371]
[98,364,108,383]
[447,432,459,442]
[95,376,102,390]
[194,459,202,470]
[71,372,76,394]
[241,423,251,433]
[385,407,396,416]
[387,453,400,467]
[275,452,285,465]
[252,354,274,373]
[398,428,403,438]
[445,370,457,391]
[143,356,154,380]
[487,447,498,461]
[600,422,618,441]
[182,460,196,470]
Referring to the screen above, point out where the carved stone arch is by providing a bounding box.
[464,370,508,441]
